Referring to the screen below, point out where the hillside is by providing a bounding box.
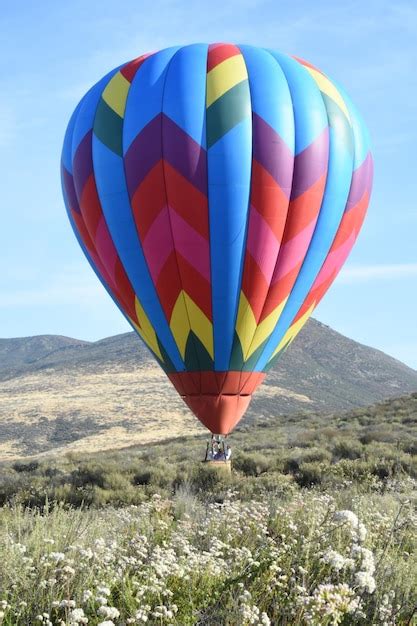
[0,319,416,460]
[0,335,88,373]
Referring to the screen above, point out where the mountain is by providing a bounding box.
[1,319,416,460]
[0,335,88,374]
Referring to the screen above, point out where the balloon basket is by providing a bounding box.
[203,459,232,474]
[203,434,232,473]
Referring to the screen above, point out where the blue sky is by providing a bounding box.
[1,0,416,369]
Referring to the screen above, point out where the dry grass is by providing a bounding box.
[0,363,203,460]
[0,363,314,461]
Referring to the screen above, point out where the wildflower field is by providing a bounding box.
[0,394,416,625]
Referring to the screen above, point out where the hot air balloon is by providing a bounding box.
[61,43,373,440]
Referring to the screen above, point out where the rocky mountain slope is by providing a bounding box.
[1,319,416,460]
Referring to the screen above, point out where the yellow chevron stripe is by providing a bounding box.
[235,292,257,359]
[170,291,214,359]
[206,54,248,107]
[245,298,288,359]
[102,72,130,118]
[169,295,191,358]
[184,292,214,359]
[131,319,163,360]
[134,297,163,360]
[268,302,315,361]
[305,67,351,123]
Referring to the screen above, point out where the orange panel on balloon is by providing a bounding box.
[183,394,252,434]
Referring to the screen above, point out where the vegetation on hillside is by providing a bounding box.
[1,392,416,508]
[0,393,415,624]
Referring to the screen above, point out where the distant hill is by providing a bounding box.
[0,319,416,460]
[0,335,88,373]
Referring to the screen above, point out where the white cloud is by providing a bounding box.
[338,263,417,283]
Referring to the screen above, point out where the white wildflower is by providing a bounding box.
[352,546,375,574]
[69,608,88,624]
[356,523,367,542]
[334,510,367,541]
[152,605,174,619]
[322,549,350,571]
[14,543,27,554]
[97,606,120,620]
[60,600,76,608]
[355,571,376,594]
[260,612,271,625]
[82,590,93,602]
[303,583,360,624]
[134,606,149,622]
[79,548,94,559]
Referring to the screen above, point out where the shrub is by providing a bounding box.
[294,462,324,487]
[233,452,271,476]
[133,469,152,485]
[70,464,107,489]
[300,447,332,464]
[332,439,364,460]
[190,464,229,492]
[12,461,39,473]
[360,429,396,444]
[291,429,319,447]
[403,441,417,455]
[142,464,177,490]
[283,457,300,474]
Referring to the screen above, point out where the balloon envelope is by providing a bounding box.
[61,43,373,434]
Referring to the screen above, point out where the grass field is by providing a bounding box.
[0,394,416,624]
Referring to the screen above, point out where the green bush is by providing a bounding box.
[294,462,324,487]
[332,438,364,460]
[233,452,272,476]
[70,464,107,489]
[190,464,229,492]
[12,461,39,473]
[132,469,152,485]
[360,429,397,444]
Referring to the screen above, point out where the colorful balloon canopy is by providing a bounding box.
[61,43,373,435]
